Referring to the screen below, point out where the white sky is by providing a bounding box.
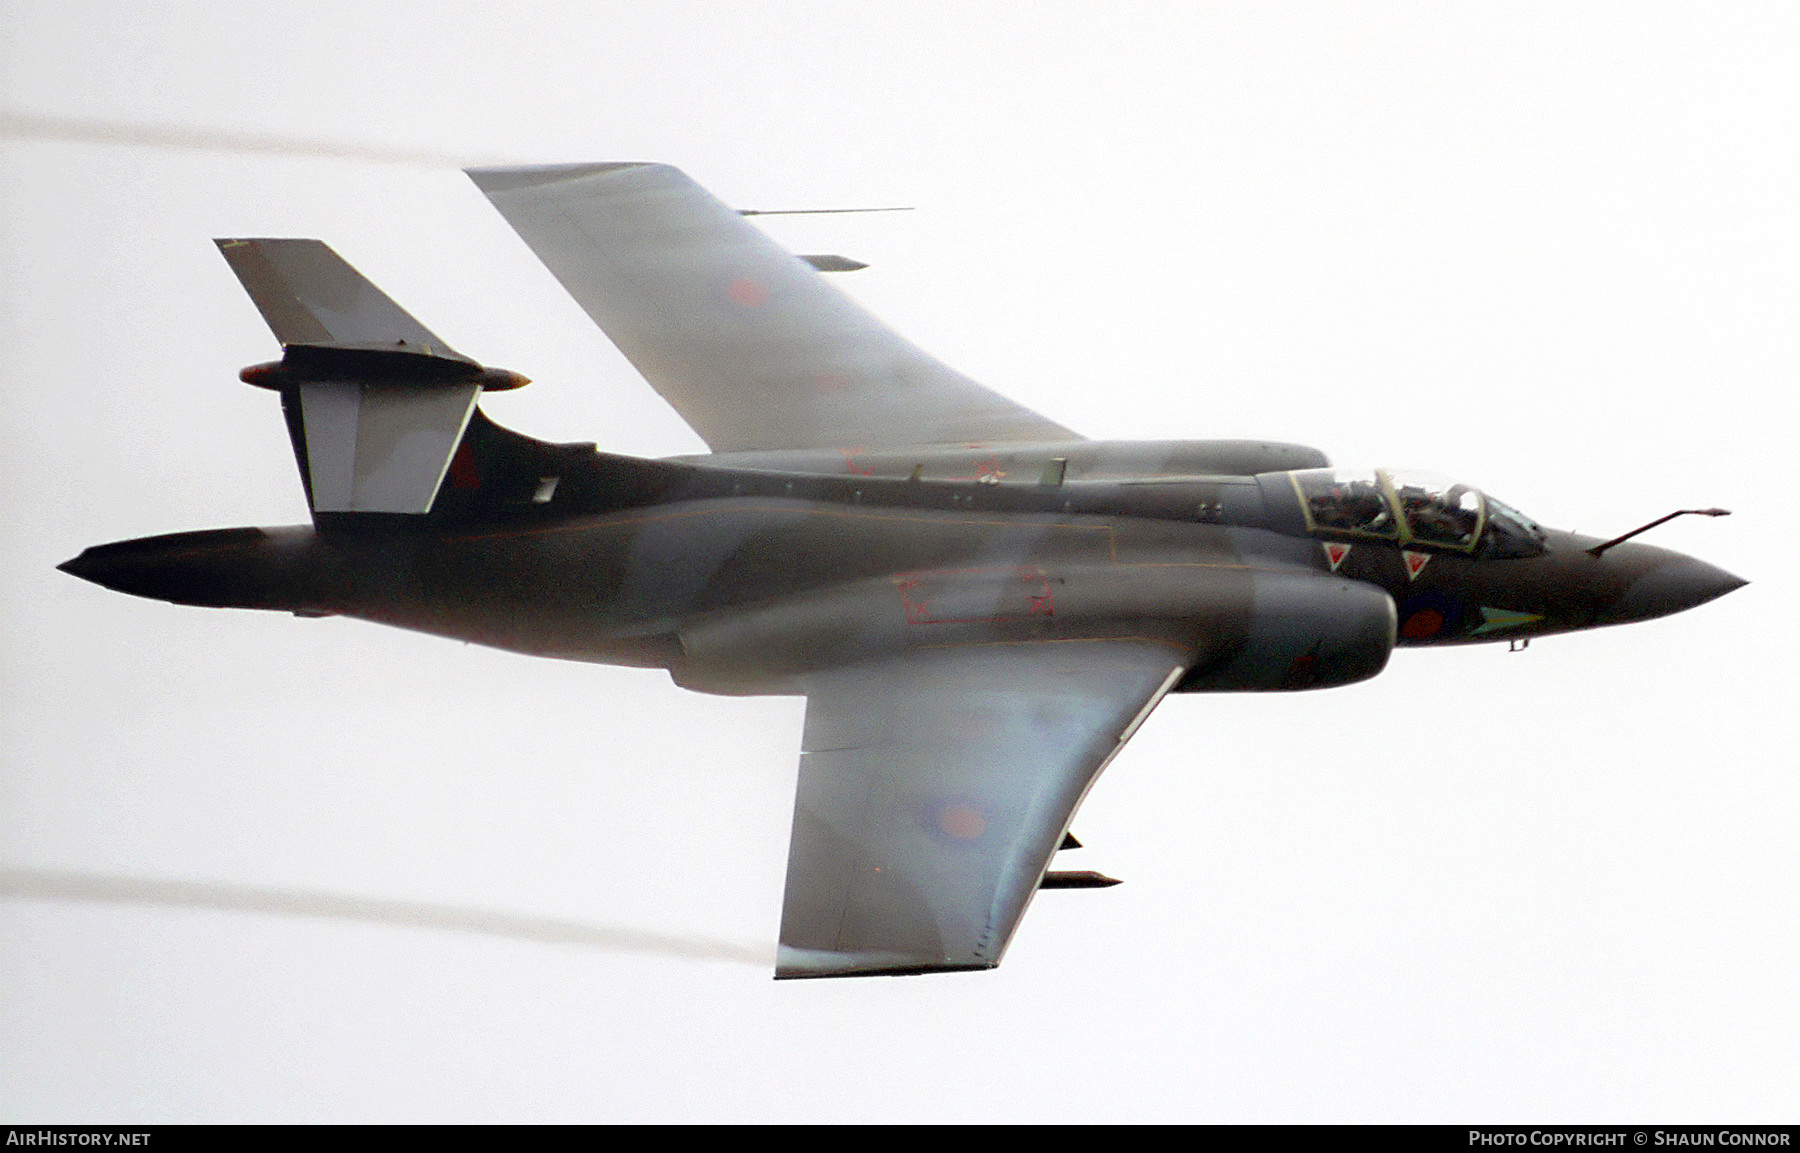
[2,1,1795,1122]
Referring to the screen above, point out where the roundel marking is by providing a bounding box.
[1396,590,1468,638]
[1399,609,1445,640]
[726,277,770,308]
[936,803,988,841]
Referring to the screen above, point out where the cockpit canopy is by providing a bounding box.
[1287,468,1546,558]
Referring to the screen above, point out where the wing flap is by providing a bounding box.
[467,163,1077,452]
[778,640,1186,978]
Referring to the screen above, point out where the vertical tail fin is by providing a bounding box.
[216,240,524,518]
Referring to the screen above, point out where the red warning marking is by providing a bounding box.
[1399,609,1444,640]
[1022,565,1055,615]
[940,454,1010,483]
[1323,541,1352,572]
[896,566,1054,625]
[726,277,769,308]
[1403,550,1431,580]
[814,372,850,395]
[839,446,876,476]
[896,574,933,623]
[447,442,480,490]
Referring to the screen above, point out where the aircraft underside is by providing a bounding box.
[60,161,1742,978]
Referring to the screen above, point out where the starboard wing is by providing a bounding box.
[778,639,1186,979]
[467,163,1078,453]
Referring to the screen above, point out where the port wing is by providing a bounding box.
[468,163,1078,453]
[778,639,1185,979]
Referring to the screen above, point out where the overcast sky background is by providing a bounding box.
[2,2,1795,1122]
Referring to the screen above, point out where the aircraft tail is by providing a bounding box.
[216,239,527,518]
[217,238,466,357]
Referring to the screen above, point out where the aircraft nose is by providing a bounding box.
[1598,556,1747,625]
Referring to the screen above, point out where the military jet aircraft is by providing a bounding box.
[59,163,1745,979]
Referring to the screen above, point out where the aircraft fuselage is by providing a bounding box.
[61,436,1742,696]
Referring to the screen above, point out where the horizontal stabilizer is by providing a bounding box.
[216,238,473,364]
[217,239,488,516]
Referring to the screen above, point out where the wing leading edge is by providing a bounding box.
[779,640,1186,979]
[467,162,1077,453]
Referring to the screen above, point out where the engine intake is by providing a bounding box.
[1178,570,1395,692]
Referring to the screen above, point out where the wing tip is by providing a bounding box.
[773,963,997,981]
[773,945,998,980]
[464,161,666,194]
[213,236,326,251]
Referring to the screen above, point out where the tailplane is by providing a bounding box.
[217,239,526,517]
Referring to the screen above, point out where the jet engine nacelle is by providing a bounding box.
[675,562,1393,696]
[1176,570,1396,692]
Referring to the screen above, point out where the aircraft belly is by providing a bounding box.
[57,167,1747,983]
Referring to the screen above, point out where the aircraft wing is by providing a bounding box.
[778,639,1186,978]
[467,163,1078,453]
